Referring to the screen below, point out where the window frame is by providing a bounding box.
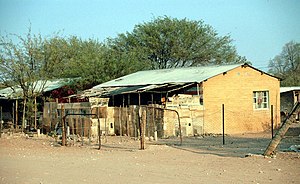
[253,91,269,110]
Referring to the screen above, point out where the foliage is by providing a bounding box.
[107,16,246,69]
[0,27,56,98]
[43,36,114,89]
[268,41,300,86]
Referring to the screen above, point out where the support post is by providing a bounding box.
[0,106,2,138]
[34,97,37,130]
[61,105,66,146]
[15,100,18,131]
[12,102,14,132]
[222,104,225,145]
[139,106,145,150]
[264,102,299,156]
[98,117,101,150]
[119,106,123,137]
[81,117,84,146]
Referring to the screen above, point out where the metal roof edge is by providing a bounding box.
[242,63,282,80]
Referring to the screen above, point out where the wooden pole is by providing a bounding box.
[119,106,122,137]
[97,117,101,150]
[127,94,130,136]
[12,102,14,132]
[89,119,91,146]
[15,100,18,131]
[264,102,299,156]
[72,110,75,145]
[61,104,66,146]
[151,94,156,139]
[22,98,26,133]
[139,107,145,150]
[34,97,37,130]
[81,117,84,146]
[0,106,2,138]
[138,93,141,139]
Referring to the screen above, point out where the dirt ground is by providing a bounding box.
[0,131,299,184]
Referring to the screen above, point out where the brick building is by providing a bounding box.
[86,63,280,136]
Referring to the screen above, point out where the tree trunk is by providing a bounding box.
[34,96,37,130]
[263,118,294,156]
[22,98,27,133]
[264,102,299,156]
[15,100,18,131]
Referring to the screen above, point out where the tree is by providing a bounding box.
[0,28,63,130]
[107,16,246,69]
[42,36,115,89]
[268,41,300,86]
[61,37,109,88]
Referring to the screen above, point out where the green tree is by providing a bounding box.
[49,36,110,89]
[107,16,246,69]
[268,41,300,86]
[0,28,64,130]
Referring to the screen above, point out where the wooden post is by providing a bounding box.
[151,94,156,140]
[264,118,294,156]
[98,117,101,150]
[264,102,299,156]
[0,106,2,138]
[70,110,75,145]
[139,106,145,150]
[15,100,18,131]
[34,97,37,130]
[61,104,66,146]
[127,94,130,136]
[138,93,141,139]
[146,108,150,139]
[133,106,137,138]
[12,102,14,132]
[89,119,91,146]
[22,98,26,133]
[119,106,122,137]
[81,117,84,146]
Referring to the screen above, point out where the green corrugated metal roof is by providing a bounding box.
[93,64,242,89]
[0,78,75,99]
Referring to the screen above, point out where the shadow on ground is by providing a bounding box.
[155,132,300,158]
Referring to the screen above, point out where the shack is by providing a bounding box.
[280,86,300,122]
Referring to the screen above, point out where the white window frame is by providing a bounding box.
[253,91,269,109]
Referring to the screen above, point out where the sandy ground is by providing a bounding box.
[0,132,299,184]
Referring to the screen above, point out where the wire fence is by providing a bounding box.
[30,102,299,148]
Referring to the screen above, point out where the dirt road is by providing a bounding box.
[0,133,299,184]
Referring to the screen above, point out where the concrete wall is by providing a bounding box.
[164,95,204,137]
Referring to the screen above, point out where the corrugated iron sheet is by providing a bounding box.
[93,64,242,89]
[0,78,75,99]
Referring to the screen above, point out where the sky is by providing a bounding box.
[0,0,299,71]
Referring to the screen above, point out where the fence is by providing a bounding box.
[41,101,287,147]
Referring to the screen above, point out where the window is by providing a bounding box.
[253,91,269,109]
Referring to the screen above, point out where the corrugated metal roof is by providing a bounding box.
[280,87,300,93]
[0,78,74,99]
[93,64,242,89]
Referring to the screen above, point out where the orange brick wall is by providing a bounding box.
[203,65,280,134]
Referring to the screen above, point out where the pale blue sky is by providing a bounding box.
[0,0,299,71]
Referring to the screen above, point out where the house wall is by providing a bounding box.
[203,65,280,134]
[164,95,204,137]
